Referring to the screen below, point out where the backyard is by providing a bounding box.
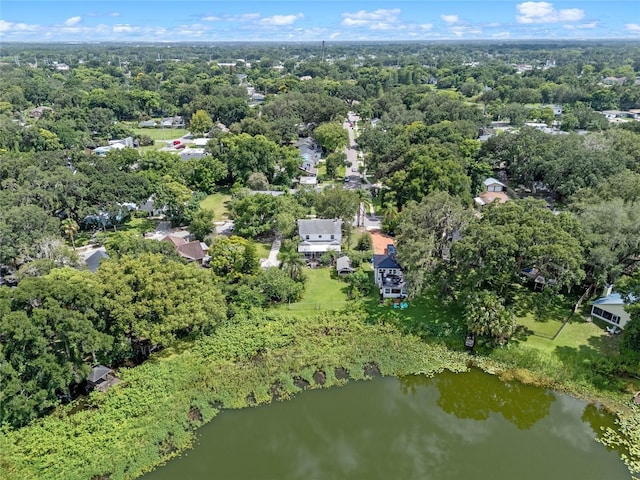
[132,127,189,141]
[276,268,349,315]
[200,192,232,221]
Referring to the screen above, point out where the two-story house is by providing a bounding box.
[373,245,407,299]
[297,219,342,259]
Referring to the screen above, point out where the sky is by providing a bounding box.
[1,1,639,42]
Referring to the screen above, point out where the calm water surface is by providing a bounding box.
[145,369,629,480]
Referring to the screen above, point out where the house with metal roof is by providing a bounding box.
[297,219,342,259]
[591,288,636,330]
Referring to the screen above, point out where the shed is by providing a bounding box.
[87,365,120,392]
[336,256,354,275]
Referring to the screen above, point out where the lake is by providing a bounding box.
[144,369,629,480]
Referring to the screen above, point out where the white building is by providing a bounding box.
[297,219,342,259]
[591,289,635,330]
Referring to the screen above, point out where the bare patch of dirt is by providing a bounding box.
[188,407,203,423]
[313,370,326,385]
[270,380,285,400]
[294,376,310,389]
[335,367,350,380]
[370,230,396,255]
[364,362,381,377]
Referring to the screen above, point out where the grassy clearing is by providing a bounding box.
[362,279,466,348]
[118,216,159,236]
[276,268,349,315]
[512,286,573,338]
[254,241,272,260]
[199,192,232,220]
[132,127,189,141]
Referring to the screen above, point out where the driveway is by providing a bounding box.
[260,237,281,268]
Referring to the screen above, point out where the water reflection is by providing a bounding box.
[145,371,629,480]
[399,369,555,430]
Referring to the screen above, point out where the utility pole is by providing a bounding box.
[321,40,325,63]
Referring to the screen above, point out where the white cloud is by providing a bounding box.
[419,24,434,31]
[563,22,597,30]
[112,24,135,33]
[0,20,40,32]
[492,31,511,38]
[449,26,482,37]
[516,2,584,24]
[341,9,401,27]
[260,14,304,26]
[202,15,221,22]
[441,14,459,25]
[625,24,640,32]
[329,32,341,39]
[64,16,82,27]
[108,12,120,17]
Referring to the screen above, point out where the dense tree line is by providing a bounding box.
[1,40,639,430]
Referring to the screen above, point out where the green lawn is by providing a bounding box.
[361,278,466,347]
[254,241,272,260]
[512,285,573,338]
[118,216,159,235]
[276,268,349,315]
[132,127,189,141]
[200,192,232,220]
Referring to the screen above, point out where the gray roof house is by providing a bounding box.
[138,120,157,128]
[297,219,342,258]
[85,249,109,273]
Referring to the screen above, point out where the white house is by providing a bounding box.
[483,178,507,192]
[373,245,407,299]
[178,148,207,161]
[297,219,342,259]
[474,177,510,207]
[299,176,318,187]
[591,289,635,329]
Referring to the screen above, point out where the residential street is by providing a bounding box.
[343,113,381,230]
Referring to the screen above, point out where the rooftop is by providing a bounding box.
[298,218,342,236]
[592,292,637,306]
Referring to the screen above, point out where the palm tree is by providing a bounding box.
[278,240,306,282]
[61,218,79,250]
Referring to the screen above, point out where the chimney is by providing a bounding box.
[602,284,613,297]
